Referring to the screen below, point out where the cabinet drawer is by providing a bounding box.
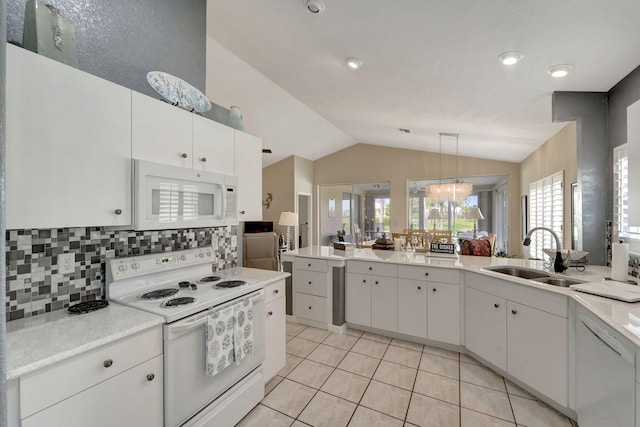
[295,293,327,323]
[348,260,397,277]
[294,269,327,297]
[398,265,459,284]
[22,355,163,427]
[20,326,162,418]
[265,279,285,305]
[295,257,329,273]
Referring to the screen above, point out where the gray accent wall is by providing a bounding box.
[608,65,640,151]
[552,92,608,265]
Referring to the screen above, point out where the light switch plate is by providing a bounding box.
[58,253,75,274]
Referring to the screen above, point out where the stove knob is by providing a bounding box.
[131,263,140,270]
[206,251,212,257]
[198,253,204,258]
[118,265,127,272]
[180,255,186,261]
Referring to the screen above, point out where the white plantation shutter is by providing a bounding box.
[529,172,563,260]
[613,145,628,238]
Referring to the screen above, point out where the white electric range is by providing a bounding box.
[106,247,265,427]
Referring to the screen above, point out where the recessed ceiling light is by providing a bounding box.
[498,51,524,65]
[346,57,363,69]
[306,0,325,14]
[547,65,572,78]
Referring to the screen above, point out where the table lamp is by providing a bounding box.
[279,211,299,250]
[427,207,443,230]
[468,207,485,238]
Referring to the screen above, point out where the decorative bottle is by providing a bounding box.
[227,106,244,131]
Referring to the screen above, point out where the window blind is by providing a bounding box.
[529,171,563,260]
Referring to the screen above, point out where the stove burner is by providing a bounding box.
[68,300,109,314]
[214,280,247,289]
[178,281,192,288]
[199,276,222,283]
[163,297,196,307]
[140,289,179,300]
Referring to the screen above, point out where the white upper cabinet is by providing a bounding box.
[6,45,132,229]
[131,91,193,167]
[234,130,263,221]
[192,115,235,174]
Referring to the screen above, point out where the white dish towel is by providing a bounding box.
[205,296,254,377]
[205,304,236,377]
[233,296,254,363]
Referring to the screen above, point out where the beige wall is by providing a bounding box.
[520,122,577,250]
[313,144,522,254]
[262,156,295,238]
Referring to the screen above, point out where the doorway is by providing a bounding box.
[298,193,311,248]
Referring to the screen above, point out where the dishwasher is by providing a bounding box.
[576,305,636,427]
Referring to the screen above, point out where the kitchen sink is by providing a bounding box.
[530,277,584,287]
[482,265,585,287]
[483,266,550,280]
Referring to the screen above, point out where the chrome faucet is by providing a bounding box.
[522,227,568,273]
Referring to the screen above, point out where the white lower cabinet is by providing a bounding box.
[22,355,163,427]
[428,282,460,345]
[507,301,567,407]
[264,280,286,382]
[464,276,569,407]
[346,261,398,330]
[371,275,398,331]
[294,258,331,327]
[346,272,372,326]
[464,287,507,371]
[16,327,163,427]
[398,279,427,338]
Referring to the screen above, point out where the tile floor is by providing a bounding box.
[237,322,578,427]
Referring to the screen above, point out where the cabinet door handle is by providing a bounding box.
[114,209,122,215]
[417,286,422,290]
[180,152,188,158]
[308,281,312,285]
[200,157,207,162]
[511,309,518,315]
[308,306,312,310]
[432,288,437,292]
[494,303,500,308]
[147,373,155,382]
[308,263,312,267]
[103,359,113,368]
[362,279,367,283]
[375,281,379,285]
[240,210,246,215]
[369,267,372,271]
[425,272,429,276]
[268,311,273,316]
[273,289,279,294]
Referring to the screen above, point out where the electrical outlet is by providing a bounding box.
[58,253,75,274]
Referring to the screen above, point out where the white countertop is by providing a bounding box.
[6,303,164,380]
[6,268,290,381]
[283,246,640,346]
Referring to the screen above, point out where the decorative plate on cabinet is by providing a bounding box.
[146,71,212,113]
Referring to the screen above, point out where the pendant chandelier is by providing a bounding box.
[426,133,473,203]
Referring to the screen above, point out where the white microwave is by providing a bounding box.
[133,159,238,230]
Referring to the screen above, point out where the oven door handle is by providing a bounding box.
[165,290,265,339]
[170,316,210,334]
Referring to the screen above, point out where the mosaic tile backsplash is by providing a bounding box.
[5,226,238,322]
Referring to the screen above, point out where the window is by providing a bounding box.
[374,197,391,232]
[528,171,563,260]
[613,144,640,240]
